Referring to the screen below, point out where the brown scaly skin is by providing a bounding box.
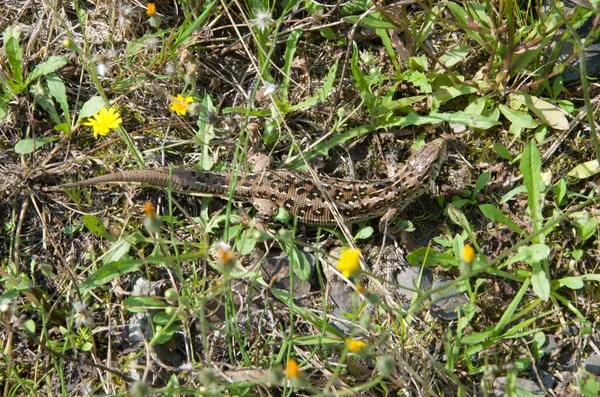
[51,138,447,226]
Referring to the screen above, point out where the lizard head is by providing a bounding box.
[391,138,446,206]
[406,138,447,184]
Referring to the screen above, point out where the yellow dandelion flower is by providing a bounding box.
[462,244,476,265]
[286,358,300,379]
[143,202,156,219]
[83,107,122,138]
[336,248,361,278]
[216,241,236,268]
[346,338,367,353]
[146,2,156,16]
[170,94,193,115]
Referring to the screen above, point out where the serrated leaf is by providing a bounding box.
[567,159,600,179]
[14,137,59,154]
[26,56,69,85]
[77,96,105,122]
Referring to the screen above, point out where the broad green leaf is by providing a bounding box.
[567,160,600,179]
[354,226,374,240]
[493,143,513,161]
[280,28,302,102]
[103,238,131,264]
[531,260,550,301]
[376,95,426,114]
[520,141,543,237]
[342,13,397,29]
[78,96,105,122]
[124,296,169,312]
[511,93,569,130]
[407,247,456,267]
[79,260,142,292]
[502,244,550,268]
[0,92,10,120]
[14,137,59,154]
[46,74,70,123]
[83,215,116,241]
[5,37,23,88]
[26,56,69,85]
[498,104,538,129]
[447,204,474,236]
[432,84,478,104]
[479,204,523,234]
[554,277,584,290]
[439,45,470,68]
[351,42,374,111]
[473,171,490,197]
[378,110,499,130]
[461,330,492,345]
[553,178,567,205]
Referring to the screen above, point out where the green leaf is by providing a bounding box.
[103,238,131,264]
[26,56,69,85]
[378,110,500,130]
[511,93,569,130]
[553,178,567,205]
[79,260,142,292]
[447,204,474,236]
[351,42,375,112]
[124,296,169,312]
[461,330,492,345]
[479,204,523,234]
[5,37,23,88]
[520,141,543,238]
[342,13,397,29]
[281,241,312,281]
[473,171,490,197]
[498,104,538,129]
[502,244,550,268]
[46,74,70,124]
[280,28,302,102]
[0,92,10,120]
[493,143,513,161]
[531,260,550,301]
[82,215,116,241]
[555,276,584,290]
[407,247,456,267]
[354,226,374,240]
[567,160,600,179]
[78,96,105,122]
[14,137,59,154]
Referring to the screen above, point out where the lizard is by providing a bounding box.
[49,138,446,227]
